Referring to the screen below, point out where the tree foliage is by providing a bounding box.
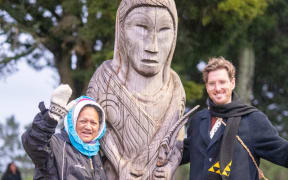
[250,0,288,136]
[173,0,269,107]
[174,0,268,75]
[0,116,33,177]
[0,0,119,97]
[0,116,21,159]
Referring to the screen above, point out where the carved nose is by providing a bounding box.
[145,32,159,53]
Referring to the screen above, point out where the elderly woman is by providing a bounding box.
[87,0,185,179]
[22,85,106,180]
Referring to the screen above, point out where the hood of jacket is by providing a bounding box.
[64,96,106,157]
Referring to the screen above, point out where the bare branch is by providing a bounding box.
[0,44,37,65]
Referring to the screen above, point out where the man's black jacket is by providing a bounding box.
[181,108,288,180]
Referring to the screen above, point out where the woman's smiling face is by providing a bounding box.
[76,106,99,143]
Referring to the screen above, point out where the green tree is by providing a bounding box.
[0,116,33,178]
[0,0,119,97]
[250,0,288,136]
[174,0,268,106]
[218,0,288,136]
[0,116,22,166]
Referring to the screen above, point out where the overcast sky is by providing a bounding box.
[0,60,58,134]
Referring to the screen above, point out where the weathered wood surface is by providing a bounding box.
[87,0,187,179]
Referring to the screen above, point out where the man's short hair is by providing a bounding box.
[202,57,236,83]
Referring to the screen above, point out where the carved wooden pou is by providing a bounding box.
[87,0,186,179]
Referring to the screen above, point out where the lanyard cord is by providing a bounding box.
[219,118,268,180]
[61,141,66,180]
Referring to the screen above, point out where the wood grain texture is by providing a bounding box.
[87,1,186,179]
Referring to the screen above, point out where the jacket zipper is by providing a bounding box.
[89,157,95,179]
[89,158,94,170]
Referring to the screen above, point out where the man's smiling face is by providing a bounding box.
[206,68,235,105]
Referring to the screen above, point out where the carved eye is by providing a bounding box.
[136,24,147,29]
[159,27,171,32]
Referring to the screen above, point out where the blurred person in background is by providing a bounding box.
[1,162,22,180]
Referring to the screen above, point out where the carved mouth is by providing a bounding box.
[141,59,158,64]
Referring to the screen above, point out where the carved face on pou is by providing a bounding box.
[124,7,174,77]
[111,0,178,84]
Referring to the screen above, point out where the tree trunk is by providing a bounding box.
[236,46,255,104]
[49,36,94,98]
[54,50,75,97]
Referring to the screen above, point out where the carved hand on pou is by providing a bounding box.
[156,105,200,166]
[154,141,183,179]
[157,142,170,167]
[48,84,75,121]
[118,158,145,180]
[153,161,174,180]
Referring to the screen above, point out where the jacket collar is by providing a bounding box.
[207,123,225,151]
[199,110,225,151]
[199,111,210,147]
[60,128,71,143]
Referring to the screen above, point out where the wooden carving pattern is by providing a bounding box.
[87,1,185,179]
[88,62,185,179]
